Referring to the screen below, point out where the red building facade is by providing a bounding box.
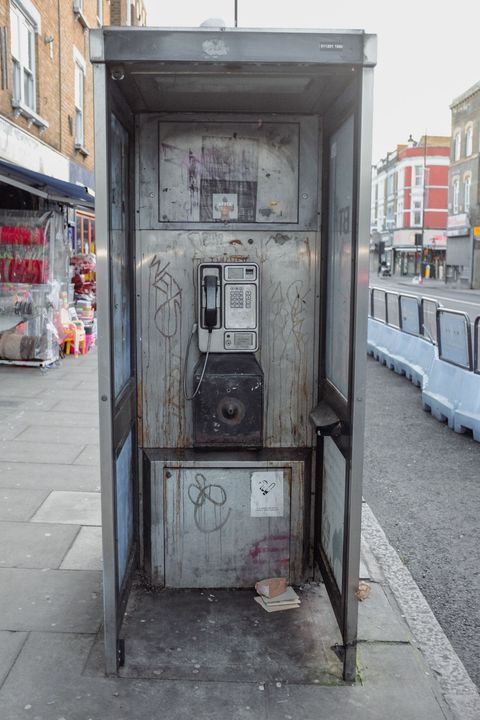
[371,136,450,278]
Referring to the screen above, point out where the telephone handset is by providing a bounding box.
[198,262,259,352]
[204,275,219,329]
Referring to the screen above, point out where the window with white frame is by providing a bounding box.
[387,172,394,196]
[452,178,459,214]
[413,165,424,187]
[453,131,461,161]
[412,200,422,226]
[96,0,103,24]
[464,174,471,213]
[397,167,404,191]
[386,202,395,229]
[396,196,404,228]
[74,50,85,147]
[10,2,36,110]
[465,125,473,157]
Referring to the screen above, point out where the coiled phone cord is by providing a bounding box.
[183,323,212,400]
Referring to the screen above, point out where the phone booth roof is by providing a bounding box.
[90,27,376,116]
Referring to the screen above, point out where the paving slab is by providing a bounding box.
[0,383,44,399]
[0,635,451,720]
[0,488,49,521]
[360,536,384,582]
[16,424,100,445]
[57,364,99,377]
[0,568,101,633]
[14,409,99,428]
[0,632,268,720]
[51,397,102,414]
[0,521,80,569]
[60,526,102,571]
[7,378,87,390]
[357,582,411,643]
[0,399,24,412]
[0,461,100,492]
[37,389,99,405]
[0,439,85,464]
[0,420,30,441]
[75,379,100,390]
[0,631,27,687]
[262,643,450,720]
[73,444,101,466]
[31,491,101,526]
[17,396,60,412]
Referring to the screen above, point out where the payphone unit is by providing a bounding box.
[191,262,263,448]
[198,262,259,353]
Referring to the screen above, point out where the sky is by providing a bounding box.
[142,0,479,163]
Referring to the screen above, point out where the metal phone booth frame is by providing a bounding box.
[91,27,376,682]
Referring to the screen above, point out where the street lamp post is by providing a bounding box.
[421,133,428,278]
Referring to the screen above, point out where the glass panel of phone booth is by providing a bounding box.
[111,115,133,399]
[325,115,354,400]
[317,86,372,682]
[320,116,354,614]
[94,78,138,674]
[110,112,136,584]
[116,429,134,588]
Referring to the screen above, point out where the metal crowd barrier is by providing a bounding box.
[368,287,480,441]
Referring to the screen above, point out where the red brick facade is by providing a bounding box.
[397,142,450,232]
[0,0,146,183]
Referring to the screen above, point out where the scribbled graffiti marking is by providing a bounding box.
[287,280,310,351]
[150,255,181,338]
[187,473,231,533]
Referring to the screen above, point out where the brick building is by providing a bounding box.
[445,81,480,287]
[371,135,450,278]
[0,0,146,208]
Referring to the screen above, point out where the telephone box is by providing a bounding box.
[91,26,376,682]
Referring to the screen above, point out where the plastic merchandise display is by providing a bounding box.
[70,253,96,309]
[0,210,70,366]
[64,252,97,356]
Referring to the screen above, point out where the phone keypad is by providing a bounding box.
[230,289,245,309]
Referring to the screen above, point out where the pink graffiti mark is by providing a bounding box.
[249,542,262,560]
[249,536,290,561]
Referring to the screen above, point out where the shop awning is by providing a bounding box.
[0,158,95,209]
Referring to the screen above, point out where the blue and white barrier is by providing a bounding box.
[368,287,480,442]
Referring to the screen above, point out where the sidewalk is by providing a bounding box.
[0,350,479,720]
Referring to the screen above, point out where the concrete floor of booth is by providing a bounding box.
[86,583,344,684]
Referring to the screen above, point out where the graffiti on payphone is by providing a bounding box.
[149,255,182,339]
